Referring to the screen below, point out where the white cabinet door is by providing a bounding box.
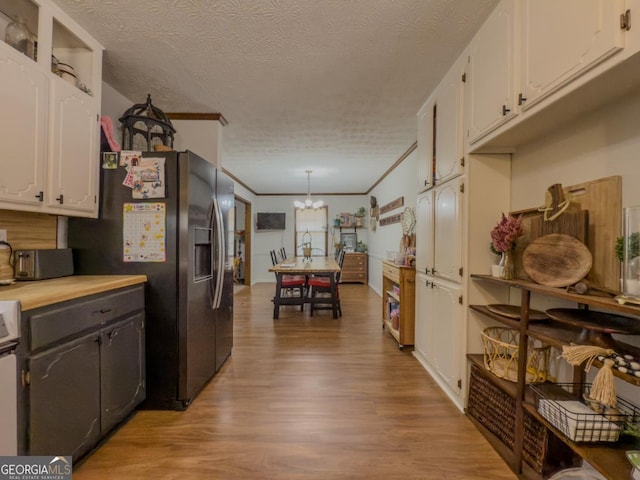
[0,44,47,207]
[415,190,434,276]
[520,0,624,110]
[431,278,462,395]
[414,274,432,364]
[433,177,462,283]
[434,61,464,184]
[48,81,99,216]
[467,0,517,144]
[416,97,434,191]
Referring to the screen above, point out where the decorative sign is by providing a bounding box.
[340,232,357,250]
[380,196,404,214]
[379,213,402,226]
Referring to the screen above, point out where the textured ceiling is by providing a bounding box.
[55,0,499,194]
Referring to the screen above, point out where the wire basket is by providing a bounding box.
[530,383,640,443]
[481,327,550,383]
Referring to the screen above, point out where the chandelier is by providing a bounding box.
[294,170,324,209]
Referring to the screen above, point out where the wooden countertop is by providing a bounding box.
[0,275,147,311]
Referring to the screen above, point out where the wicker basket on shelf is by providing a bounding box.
[481,327,550,383]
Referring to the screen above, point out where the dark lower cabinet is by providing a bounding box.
[100,313,145,433]
[21,285,145,460]
[29,333,101,458]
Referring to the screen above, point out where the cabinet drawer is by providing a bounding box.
[342,253,366,267]
[341,272,367,282]
[382,262,400,283]
[343,260,366,270]
[343,263,366,273]
[28,285,144,351]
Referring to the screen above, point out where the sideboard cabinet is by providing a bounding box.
[340,252,367,284]
[381,261,415,349]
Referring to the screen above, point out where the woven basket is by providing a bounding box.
[481,327,550,383]
[467,364,548,473]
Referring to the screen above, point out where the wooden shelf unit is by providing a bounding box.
[469,274,640,480]
[340,252,367,284]
[381,260,415,349]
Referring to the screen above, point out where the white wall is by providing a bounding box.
[172,119,223,168]
[511,91,640,210]
[368,149,418,295]
[101,82,133,144]
[250,195,368,283]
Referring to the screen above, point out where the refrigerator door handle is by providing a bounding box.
[211,197,225,309]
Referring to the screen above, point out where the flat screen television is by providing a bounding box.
[256,212,286,231]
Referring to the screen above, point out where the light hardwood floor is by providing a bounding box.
[74,283,515,479]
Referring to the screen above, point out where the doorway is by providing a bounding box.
[234,195,251,285]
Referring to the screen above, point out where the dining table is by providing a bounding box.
[269,256,341,319]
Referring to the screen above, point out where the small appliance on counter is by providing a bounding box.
[13,248,74,281]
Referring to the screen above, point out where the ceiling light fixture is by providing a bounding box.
[294,170,324,209]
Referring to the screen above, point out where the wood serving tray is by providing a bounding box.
[546,308,640,352]
[522,234,592,287]
[486,304,548,321]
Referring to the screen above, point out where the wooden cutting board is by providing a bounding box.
[522,234,593,287]
[511,176,621,291]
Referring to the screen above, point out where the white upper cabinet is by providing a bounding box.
[519,0,625,110]
[48,81,99,213]
[416,98,434,192]
[434,58,465,185]
[0,0,102,217]
[466,0,517,144]
[0,43,48,206]
[415,177,463,284]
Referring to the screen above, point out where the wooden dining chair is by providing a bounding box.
[307,249,345,317]
[270,250,306,310]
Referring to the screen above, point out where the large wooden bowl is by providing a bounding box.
[522,233,592,287]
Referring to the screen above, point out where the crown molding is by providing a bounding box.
[166,112,228,126]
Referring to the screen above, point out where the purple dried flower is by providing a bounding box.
[490,213,524,253]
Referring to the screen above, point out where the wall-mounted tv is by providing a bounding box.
[256,212,286,231]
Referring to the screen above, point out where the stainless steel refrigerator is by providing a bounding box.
[68,150,234,410]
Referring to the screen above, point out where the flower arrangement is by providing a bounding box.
[490,213,524,253]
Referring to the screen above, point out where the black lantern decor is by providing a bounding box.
[119,94,176,151]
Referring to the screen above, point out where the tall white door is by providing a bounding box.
[415,190,434,276]
[433,177,463,283]
[431,279,462,395]
[434,63,464,184]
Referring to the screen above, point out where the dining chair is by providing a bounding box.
[279,247,287,261]
[270,250,306,310]
[307,249,345,317]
